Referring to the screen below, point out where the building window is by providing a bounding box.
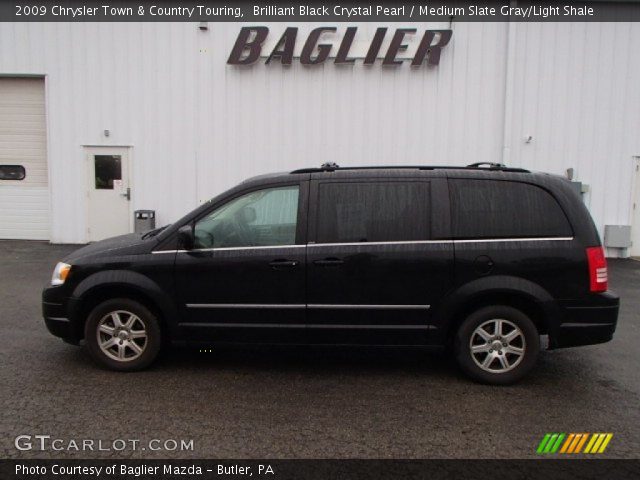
[0,165,26,181]
[94,155,122,189]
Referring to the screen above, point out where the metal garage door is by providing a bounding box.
[0,77,49,240]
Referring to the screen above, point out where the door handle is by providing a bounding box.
[120,187,131,201]
[269,259,299,270]
[313,258,344,266]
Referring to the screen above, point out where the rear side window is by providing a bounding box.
[449,179,572,239]
[316,181,431,243]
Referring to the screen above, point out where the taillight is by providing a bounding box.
[586,246,608,292]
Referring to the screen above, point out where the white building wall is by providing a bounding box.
[506,22,640,256]
[1,22,639,250]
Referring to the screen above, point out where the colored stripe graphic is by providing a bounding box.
[550,433,565,453]
[537,434,552,454]
[584,434,599,453]
[544,434,559,453]
[597,433,613,453]
[537,433,565,454]
[560,434,575,453]
[537,433,613,454]
[574,433,589,454]
[585,433,614,454]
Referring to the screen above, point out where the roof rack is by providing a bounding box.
[291,163,530,174]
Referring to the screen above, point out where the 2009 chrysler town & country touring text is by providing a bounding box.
[42,164,619,384]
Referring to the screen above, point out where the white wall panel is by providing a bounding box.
[0,22,639,252]
[505,22,640,256]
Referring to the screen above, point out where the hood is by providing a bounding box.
[63,233,152,263]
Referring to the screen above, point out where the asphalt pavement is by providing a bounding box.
[1,240,638,459]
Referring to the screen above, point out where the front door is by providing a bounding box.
[306,177,454,345]
[86,147,131,241]
[174,182,308,343]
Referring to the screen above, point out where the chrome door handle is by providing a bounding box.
[269,259,299,270]
[120,187,131,201]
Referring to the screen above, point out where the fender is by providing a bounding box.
[432,275,562,340]
[68,270,180,339]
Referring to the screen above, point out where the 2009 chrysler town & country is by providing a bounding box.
[42,164,619,384]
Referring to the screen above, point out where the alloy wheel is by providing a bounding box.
[469,319,526,373]
[96,310,148,362]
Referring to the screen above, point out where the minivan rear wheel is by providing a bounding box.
[84,298,161,371]
[455,305,539,385]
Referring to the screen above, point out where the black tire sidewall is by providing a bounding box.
[84,298,161,371]
[455,305,540,385]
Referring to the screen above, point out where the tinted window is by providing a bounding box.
[0,165,26,180]
[194,186,299,248]
[317,182,430,243]
[450,179,572,239]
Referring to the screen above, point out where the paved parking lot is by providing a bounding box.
[1,240,639,459]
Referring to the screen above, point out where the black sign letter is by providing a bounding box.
[301,27,337,65]
[335,27,358,65]
[412,30,453,67]
[364,28,387,65]
[383,29,416,66]
[266,27,298,65]
[227,27,269,65]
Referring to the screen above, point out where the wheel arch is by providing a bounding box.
[69,271,177,340]
[434,276,560,345]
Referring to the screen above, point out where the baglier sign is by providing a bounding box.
[227,27,453,67]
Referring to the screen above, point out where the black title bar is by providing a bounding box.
[3,1,640,22]
[3,459,640,480]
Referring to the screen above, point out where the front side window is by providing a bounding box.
[194,185,299,249]
[449,179,573,239]
[316,181,431,243]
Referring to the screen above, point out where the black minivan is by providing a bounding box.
[43,164,619,384]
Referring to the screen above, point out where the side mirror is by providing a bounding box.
[177,225,194,250]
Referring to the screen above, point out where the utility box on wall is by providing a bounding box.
[604,225,632,248]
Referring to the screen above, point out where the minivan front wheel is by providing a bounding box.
[455,306,539,384]
[84,298,161,371]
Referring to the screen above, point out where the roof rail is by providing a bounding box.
[467,162,506,169]
[290,164,530,174]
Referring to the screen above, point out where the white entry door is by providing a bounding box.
[86,147,131,242]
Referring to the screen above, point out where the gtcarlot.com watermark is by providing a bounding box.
[15,435,194,452]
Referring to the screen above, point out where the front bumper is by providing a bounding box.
[42,287,81,343]
[551,291,620,349]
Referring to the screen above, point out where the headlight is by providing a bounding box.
[51,262,72,286]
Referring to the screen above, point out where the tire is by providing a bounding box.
[84,298,162,371]
[455,305,539,385]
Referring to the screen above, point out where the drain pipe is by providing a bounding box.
[501,12,517,166]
